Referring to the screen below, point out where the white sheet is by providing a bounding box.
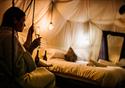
[47,59,125,88]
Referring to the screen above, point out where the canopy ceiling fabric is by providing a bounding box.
[0,0,125,62]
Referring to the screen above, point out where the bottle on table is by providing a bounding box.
[43,50,47,61]
[35,49,40,66]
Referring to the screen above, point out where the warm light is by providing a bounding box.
[41,16,48,30]
[76,32,90,47]
[35,26,40,38]
[35,26,40,34]
[48,22,54,30]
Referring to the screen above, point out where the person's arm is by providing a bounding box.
[23,25,34,52]
[23,25,41,54]
[28,37,41,54]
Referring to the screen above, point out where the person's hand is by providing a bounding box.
[30,37,41,50]
[37,59,53,67]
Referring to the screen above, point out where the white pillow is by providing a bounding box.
[88,59,106,67]
[98,59,116,66]
[46,48,66,60]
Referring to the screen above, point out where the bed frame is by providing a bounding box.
[55,73,125,88]
[55,73,101,88]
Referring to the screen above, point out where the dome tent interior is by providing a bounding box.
[0,0,125,63]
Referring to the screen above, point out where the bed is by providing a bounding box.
[41,31,125,88]
[40,47,125,88]
[45,58,125,88]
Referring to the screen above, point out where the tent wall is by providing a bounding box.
[0,0,125,63]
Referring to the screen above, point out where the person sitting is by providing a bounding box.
[0,7,55,88]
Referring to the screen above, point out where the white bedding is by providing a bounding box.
[47,59,125,88]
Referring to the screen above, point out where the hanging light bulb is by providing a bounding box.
[49,22,54,30]
[48,0,54,30]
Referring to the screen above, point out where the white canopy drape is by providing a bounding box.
[0,0,125,62]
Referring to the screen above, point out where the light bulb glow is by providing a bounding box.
[48,22,54,30]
